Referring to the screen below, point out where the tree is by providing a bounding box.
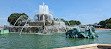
[98,18,111,28]
[8,13,28,26]
[53,18,81,25]
[76,21,81,25]
[60,18,65,22]
[65,20,81,25]
[106,23,111,28]
[99,21,106,28]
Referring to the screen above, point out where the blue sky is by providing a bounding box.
[0,0,111,26]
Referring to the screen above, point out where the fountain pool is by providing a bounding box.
[0,30,111,49]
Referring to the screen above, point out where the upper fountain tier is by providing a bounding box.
[39,2,49,14]
[35,2,53,21]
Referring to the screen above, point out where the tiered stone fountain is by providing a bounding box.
[6,2,66,33]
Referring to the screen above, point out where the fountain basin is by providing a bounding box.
[0,30,111,49]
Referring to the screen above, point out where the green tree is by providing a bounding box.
[106,23,111,28]
[76,21,81,25]
[98,18,111,28]
[66,20,81,25]
[8,13,28,26]
[60,18,65,22]
[53,18,81,25]
[99,21,106,28]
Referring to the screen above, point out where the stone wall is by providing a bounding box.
[5,25,66,33]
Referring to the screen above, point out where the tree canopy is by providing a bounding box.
[98,18,111,28]
[59,18,81,25]
[64,20,81,25]
[8,13,28,26]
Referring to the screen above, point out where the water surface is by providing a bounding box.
[0,30,111,49]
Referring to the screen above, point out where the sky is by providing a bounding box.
[0,0,111,26]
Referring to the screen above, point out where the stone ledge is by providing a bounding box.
[54,44,111,49]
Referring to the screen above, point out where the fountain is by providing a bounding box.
[33,2,66,33]
[6,2,66,33]
[20,18,30,34]
[5,2,99,38]
[66,26,98,38]
[14,15,28,26]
